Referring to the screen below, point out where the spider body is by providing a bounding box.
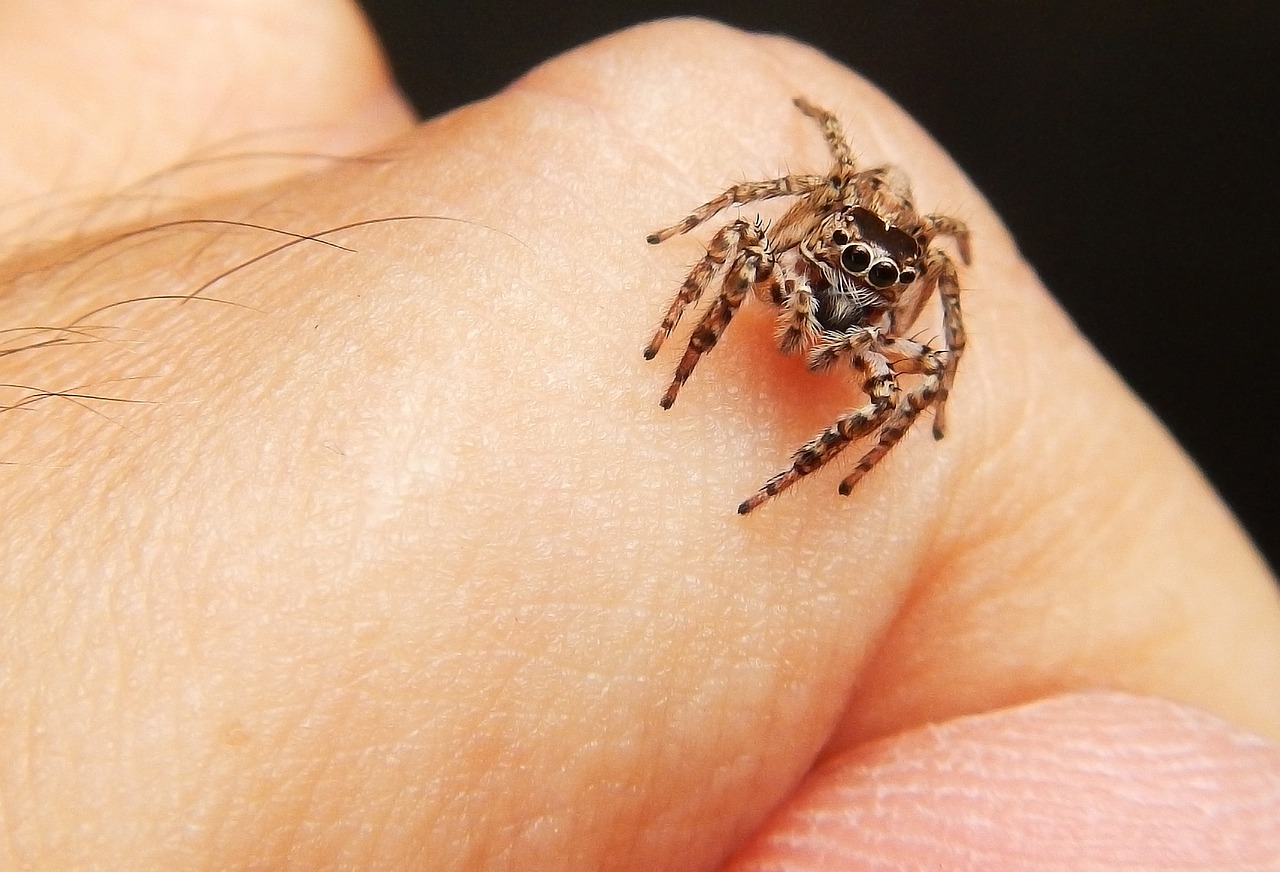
[644,98,971,514]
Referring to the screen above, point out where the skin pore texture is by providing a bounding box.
[1,4,1278,870]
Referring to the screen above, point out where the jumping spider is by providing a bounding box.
[644,98,971,514]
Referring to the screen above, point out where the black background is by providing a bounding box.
[357,1,1278,571]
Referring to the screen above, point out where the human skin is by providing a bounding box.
[1,3,1279,870]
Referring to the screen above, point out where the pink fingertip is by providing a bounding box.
[726,693,1280,872]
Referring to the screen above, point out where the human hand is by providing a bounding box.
[2,4,1277,869]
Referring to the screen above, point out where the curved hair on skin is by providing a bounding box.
[1,161,524,464]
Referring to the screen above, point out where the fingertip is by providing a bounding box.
[727,693,1280,872]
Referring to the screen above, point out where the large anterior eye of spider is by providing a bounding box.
[841,243,872,274]
[867,259,900,288]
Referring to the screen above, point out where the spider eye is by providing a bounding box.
[831,229,849,245]
[868,260,900,288]
[841,244,872,274]
[898,267,917,285]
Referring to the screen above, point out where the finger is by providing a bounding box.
[515,20,1280,745]
[0,0,414,237]
[2,18,1278,872]
[727,693,1280,872]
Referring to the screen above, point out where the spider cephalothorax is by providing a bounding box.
[803,205,922,334]
[643,98,971,514]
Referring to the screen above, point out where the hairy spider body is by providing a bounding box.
[644,98,971,514]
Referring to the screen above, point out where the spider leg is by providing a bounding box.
[774,276,820,356]
[890,247,942,338]
[738,348,895,514]
[647,175,825,245]
[886,249,963,439]
[889,244,952,339]
[793,97,855,168]
[643,220,752,359]
[880,336,935,372]
[887,272,932,340]
[930,252,964,439]
[804,325,878,372]
[837,345,945,495]
[659,226,775,409]
[924,213,972,265]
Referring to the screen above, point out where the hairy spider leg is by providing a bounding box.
[738,349,896,514]
[644,220,749,359]
[792,97,856,168]
[774,275,820,355]
[660,228,778,409]
[804,325,880,372]
[887,244,953,340]
[646,175,826,245]
[924,213,973,265]
[922,252,963,438]
[838,345,946,494]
